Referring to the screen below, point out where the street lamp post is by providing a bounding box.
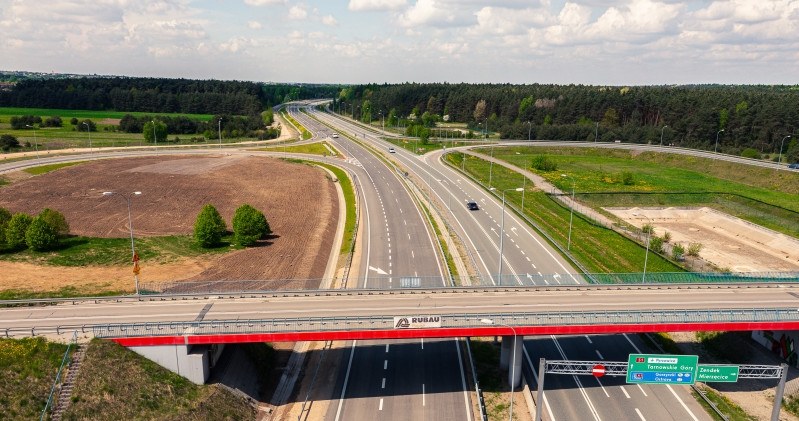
[480,318,518,421]
[25,124,39,159]
[218,118,222,149]
[632,212,652,283]
[660,125,668,147]
[527,121,532,141]
[151,120,158,151]
[488,144,495,189]
[714,129,725,153]
[82,122,92,152]
[102,191,142,294]
[778,135,792,169]
[594,121,599,143]
[493,187,524,284]
[561,174,576,250]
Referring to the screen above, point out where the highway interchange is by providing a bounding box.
[3,104,795,419]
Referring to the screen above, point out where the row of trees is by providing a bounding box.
[13,115,95,131]
[194,204,271,248]
[0,208,70,252]
[0,77,342,116]
[123,114,270,141]
[336,83,799,159]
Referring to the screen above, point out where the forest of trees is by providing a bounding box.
[334,83,799,160]
[0,77,340,116]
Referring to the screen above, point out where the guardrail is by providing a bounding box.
[76,307,799,339]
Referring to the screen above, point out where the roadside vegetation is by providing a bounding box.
[259,141,334,155]
[491,146,799,238]
[63,339,255,420]
[281,110,312,140]
[312,162,356,255]
[447,152,680,274]
[0,337,71,420]
[23,161,82,175]
[469,339,525,421]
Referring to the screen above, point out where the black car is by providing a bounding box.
[789,163,799,169]
[466,201,479,210]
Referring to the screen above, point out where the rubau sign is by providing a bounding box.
[393,316,442,329]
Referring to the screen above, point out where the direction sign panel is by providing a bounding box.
[697,365,739,382]
[627,354,698,385]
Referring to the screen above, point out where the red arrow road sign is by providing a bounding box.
[592,364,606,377]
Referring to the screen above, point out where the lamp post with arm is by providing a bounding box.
[561,174,576,250]
[102,191,142,294]
[778,135,792,169]
[480,318,518,421]
[493,187,524,284]
[714,129,725,154]
[218,118,222,149]
[25,124,39,159]
[527,121,532,141]
[82,122,92,153]
[632,212,653,283]
[660,125,668,147]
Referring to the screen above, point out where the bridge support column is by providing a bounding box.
[509,336,523,389]
[500,336,512,370]
[128,343,224,385]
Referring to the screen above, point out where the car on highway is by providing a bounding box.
[331,133,338,138]
[388,147,395,153]
[789,163,799,169]
[466,200,479,210]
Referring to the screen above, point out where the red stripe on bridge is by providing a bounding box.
[110,321,799,347]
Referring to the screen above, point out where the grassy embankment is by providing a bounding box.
[447,152,680,274]
[61,339,256,420]
[311,162,357,255]
[0,337,71,419]
[469,339,525,421]
[260,141,333,156]
[280,111,312,140]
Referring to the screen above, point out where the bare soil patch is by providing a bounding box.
[606,207,799,272]
[0,155,339,293]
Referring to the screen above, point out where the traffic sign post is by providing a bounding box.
[592,364,606,377]
[697,365,739,382]
[627,354,698,385]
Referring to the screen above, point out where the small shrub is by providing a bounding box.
[194,204,227,248]
[232,204,271,247]
[642,223,655,235]
[531,155,557,171]
[38,208,69,237]
[0,134,21,151]
[621,171,635,185]
[740,148,761,159]
[648,236,664,254]
[687,242,703,256]
[25,217,59,251]
[662,231,671,243]
[672,243,685,260]
[5,213,33,250]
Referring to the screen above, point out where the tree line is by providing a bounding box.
[0,77,341,116]
[335,83,799,161]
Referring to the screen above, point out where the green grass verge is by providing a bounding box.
[0,107,215,121]
[260,141,334,156]
[489,146,799,238]
[22,161,82,175]
[447,153,681,274]
[310,162,356,255]
[692,385,757,421]
[63,339,255,420]
[386,137,482,155]
[0,234,240,267]
[418,193,458,283]
[0,287,127,301]
[281,112,312,140]
[470,339,513,421]
[0,337,71,420]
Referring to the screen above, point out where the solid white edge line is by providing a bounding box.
[455,339,472,420]
[666,384,700,421]
[635,407,646,421]
[334,341,358,421]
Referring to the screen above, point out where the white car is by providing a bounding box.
[331,133,339,138]
[388,147,395,153]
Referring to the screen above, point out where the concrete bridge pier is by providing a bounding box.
[128,343,225,385]
[499,335,523,388]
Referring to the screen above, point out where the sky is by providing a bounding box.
[1,0,797,85]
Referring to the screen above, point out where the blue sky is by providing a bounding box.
[1,0,797,85]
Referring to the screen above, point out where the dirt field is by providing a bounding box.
[0,155,338,293]
[607,207,799,272]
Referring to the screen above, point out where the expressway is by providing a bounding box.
[309,109,713,420]
[288,107,472,420]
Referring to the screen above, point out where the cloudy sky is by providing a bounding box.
[1,0,796,85]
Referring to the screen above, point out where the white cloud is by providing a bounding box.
[288,4,308,19]
[322,14,338,26]
[244,0,286,6]
[349,0,407,12]
[248,21,263,29]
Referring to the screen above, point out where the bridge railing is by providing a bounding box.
[137,271,799,294]
[91,307,799,339]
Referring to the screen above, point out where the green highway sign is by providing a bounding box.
[697,365,740,382]
[627,354,698,385]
